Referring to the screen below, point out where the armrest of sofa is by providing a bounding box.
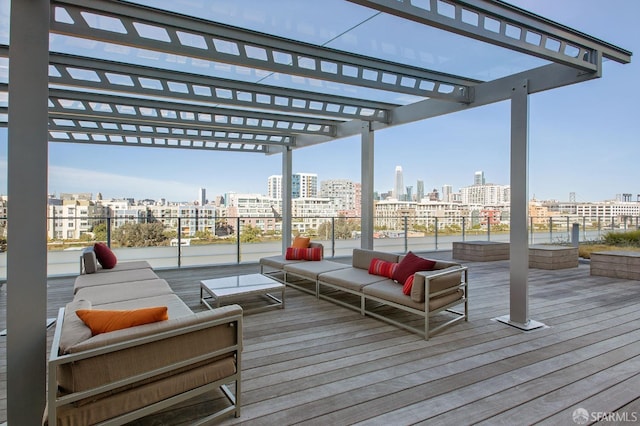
[48,304,243,412]
[411,266,468,303]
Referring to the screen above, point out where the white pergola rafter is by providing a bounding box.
[50,0,479,103]
[348,0,631,70]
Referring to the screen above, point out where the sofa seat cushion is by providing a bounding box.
[52,356,236,426]
[363,281,464,311]
[319,267,389,292]
[94,294,194,319]
[74,279,174,305]
[74,268,159,294]
[284,260,350,280]
[95,260,152,274]
[260,255,305,270]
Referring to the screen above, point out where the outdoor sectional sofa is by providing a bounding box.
[45,247,242,426]
[260,247,468,339]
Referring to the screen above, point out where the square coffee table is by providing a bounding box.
[200,273,285,313]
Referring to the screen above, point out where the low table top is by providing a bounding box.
[201,273,283,296]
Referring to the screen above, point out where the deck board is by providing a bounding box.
[1,252,640,424]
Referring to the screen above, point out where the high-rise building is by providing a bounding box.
[198,187,206,206]
[474,171,485,185]
[416,180,424,202]
[406,186,413,202]
[394,166,404,200]
[292,173,318,198]
[268,173,318,199]
[320,179,358,214]
[267,175,282,199]
[442,184,453,202]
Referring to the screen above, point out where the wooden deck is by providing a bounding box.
[2,251,640,424]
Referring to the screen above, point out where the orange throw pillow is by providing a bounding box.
[291,236,311,248]
[76,306,168,336]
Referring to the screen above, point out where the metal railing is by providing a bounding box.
[0,214,638,278]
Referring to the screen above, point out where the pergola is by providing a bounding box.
[3,0,631,422]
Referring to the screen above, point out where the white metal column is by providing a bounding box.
[361,122,374,250]
[7,0,50,422]
[496,80,545,331]
[281,146,293,252]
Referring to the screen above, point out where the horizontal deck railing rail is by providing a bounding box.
[0,214,637,279]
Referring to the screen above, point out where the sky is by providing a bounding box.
[0,0,638,203]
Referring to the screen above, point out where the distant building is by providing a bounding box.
[320,179,360,216]
[292,173,318,198]
[474,171,485,185]
[461,183,510,205]
[394,166,404,200]
[267,175,282,200]
[199,187,206,206]
[416,180,424,202]
[442,184,453,202]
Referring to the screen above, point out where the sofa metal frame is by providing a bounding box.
[47,307,243,426]
[362,267,468,339]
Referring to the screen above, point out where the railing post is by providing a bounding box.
[403,216,408,253]
[331,217,335,258]
[583,216,587,241]
[530,216,534,244]
[434,217,438,250]
[236,217,241,264]
[566,216,570,241]
[487,219,491,241]
[177,217,182,268]
[462,217,466,242]
[106,211,112,248]
[549,217,553,243]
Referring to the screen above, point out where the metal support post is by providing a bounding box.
[361,121,375,250]
[496,79,545,331]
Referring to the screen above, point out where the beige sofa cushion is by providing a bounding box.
[284,260,349,280]
[411,266,463,303]
[58,305,242,393]
[74,279,174,305]
[74,268,159,293]
[82,248,98,274]
[363,280,463,311]
[94,294,193,319]
[51,357,236,426]
[352,248,399,270]
[318,267,389,292]
[59,299,93,354]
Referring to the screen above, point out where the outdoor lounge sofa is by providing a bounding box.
[260,247,468,339]
[45,247,242,426]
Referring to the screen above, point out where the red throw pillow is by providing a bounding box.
[368,258,398,279]
[93,242,117,269]
[285,247,322,261]
[402,274,415,295]
[392,251,436,284]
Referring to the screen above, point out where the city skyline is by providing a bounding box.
[0,0,638,203]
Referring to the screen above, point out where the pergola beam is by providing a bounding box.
[348,0,631,70]
[50,0,476,102]
[295,61,600,148]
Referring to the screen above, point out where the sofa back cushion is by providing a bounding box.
[82,248,98,274]
[59,299,93,354]
[411,266,463,303]
[352,249,399,270]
